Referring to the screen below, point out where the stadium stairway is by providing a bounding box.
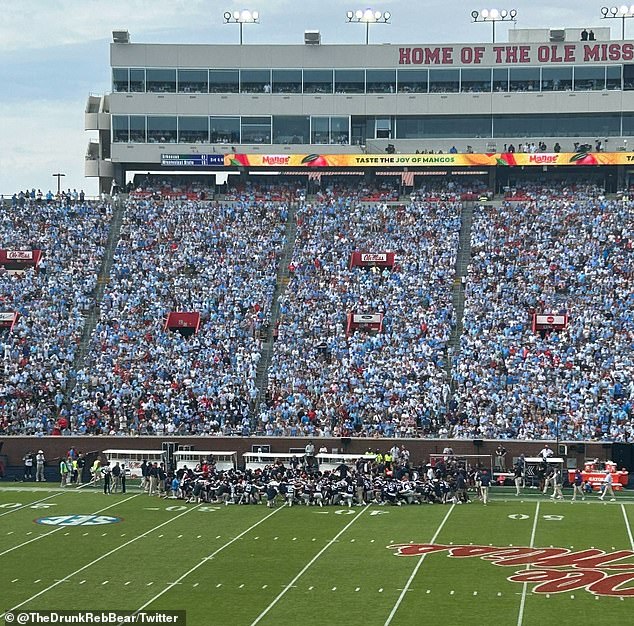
[252,201,299,420]
[65,194,127,404]
[446,200,475,385]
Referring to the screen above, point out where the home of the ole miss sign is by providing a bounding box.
[398,42,634,65]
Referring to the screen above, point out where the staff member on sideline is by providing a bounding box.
[571,468,585,501]
[479,468,491,505]
[514,462,524,496]
[599,470,616,501]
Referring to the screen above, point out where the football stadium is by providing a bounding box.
[2,3,634,625]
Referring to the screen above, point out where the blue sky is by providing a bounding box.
[0,0,613,196]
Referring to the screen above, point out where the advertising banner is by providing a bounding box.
[224,152,634,168]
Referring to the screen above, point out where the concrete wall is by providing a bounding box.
[0,436,613,472]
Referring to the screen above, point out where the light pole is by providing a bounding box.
[601,6,634,40]
[53,173,65,195]
[223,9,259,45]
[471,8,517,43]
[346,9,391,45]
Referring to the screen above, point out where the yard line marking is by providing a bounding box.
[621,504,634,550]
[0,493,61,518]
[0,494,138,559]
[384,504,455,626]
[131,506,285,617]
[0,503,201,619]
[517,500,541,626]
[251,505,370,626]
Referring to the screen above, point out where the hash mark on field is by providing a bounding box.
[216,584,222,588]
[274,536,278,540]
[254,537,259,540]
[292,537,297,541]
[193,583,199,588]
[216,535,221,539]
[83,533,89,536]
[178,534,183,538]
[26,532,32,536]
[262,585,267,589]
[64,533,69,536]
[355,587,360,592]
[379,588,384,593]
[497,592,502,597]
[426,590,431,594]
[370,539,375,543]
[79,580,85,585]
[312,538,316,541]
[7,531,14,535]
[158,534,164,538]
[34,580,41,584]
[197,535,202,539]
[101,533,107,537]
[450,590,455,595]
[308,586,314,591]
[473,591,478,596]
[125,582,131,586]
[570,595,575,599]
[239,584,244,589]
[146,582,154,586]
[11,579,18,583]
[350,539,355,543]
[332,587,337,591]
[102,581,109,586]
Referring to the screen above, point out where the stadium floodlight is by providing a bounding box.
[471,8,518,43]
[346,8,391,44]
[52,173,66,195]
[224,9,260,45]
[601,4,634,38]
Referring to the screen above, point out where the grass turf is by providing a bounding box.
[1,485,634,625]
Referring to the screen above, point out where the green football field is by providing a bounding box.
[2,485,634,625]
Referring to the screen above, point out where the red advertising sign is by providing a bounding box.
[165,312,201,335]
[0,249,42,269]
[0,312,18,332]
[346,312,384,336]
[349,252,396,269]
[532,313,568,333]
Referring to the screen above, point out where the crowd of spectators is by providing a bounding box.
[2,177,632,444]
[257,193,460,438]
[0,199,112,435]
[451,184,634,441]
[70,197,287,435]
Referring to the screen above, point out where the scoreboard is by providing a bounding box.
[161,154,225,167]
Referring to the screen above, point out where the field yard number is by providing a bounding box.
[0,502,56,509]
[508,513,564,521]
[335,509,356,515]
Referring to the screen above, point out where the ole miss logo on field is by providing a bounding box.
[387,543,634,597]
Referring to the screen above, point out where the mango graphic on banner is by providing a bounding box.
[223,152,634,168]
